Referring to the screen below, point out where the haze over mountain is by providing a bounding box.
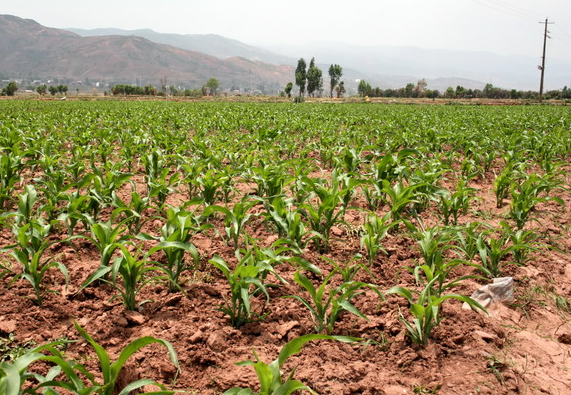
[65,24,571,91]
[0,15,292,90]
[66,27,293,66]
[264,41,571,91]
[2,14,569,92]
[64,25,488,91]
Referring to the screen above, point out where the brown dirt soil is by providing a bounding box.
[1,165,571,395]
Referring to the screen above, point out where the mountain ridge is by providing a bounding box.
[0,15,292,90]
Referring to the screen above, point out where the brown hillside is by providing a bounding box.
[0,14,293,87]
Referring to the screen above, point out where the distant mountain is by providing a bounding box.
[0,15,293,89]
[64,27,492,91]
[66,27,294,66]
[264,41,571,90]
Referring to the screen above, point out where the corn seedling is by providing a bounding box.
[78,245,166,310]
[203,198,256,248]
[473,233,513,278]
[509,174,564,230]
[382,180,422,228]
[360,212,396,266]
[250,162,291,199]
[82,215,133,270]
[454,222,489,261]
[438,179,476,225]
[386,280,485,345]
[57,191,93,236]
[224,334,358,395]
[3,220,68,306]
[499,221,540,266]
[139,207,207,292]
[195,168,226,206]
[262,195,308,254]
[298,172,349,253]
[0,322,178,395]
[209,254,274,328]
[493,167,513,209]
[285,270,382,335]
[0,152,24,209]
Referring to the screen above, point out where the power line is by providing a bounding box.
[485,0,542,19]
[465,0,534,21]
[556,25,571,42]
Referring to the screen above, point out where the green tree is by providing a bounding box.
[284,82,293,98]
[36,84,47,95]
[2,81,18,96]
[206,78,219,96]
[445,86,455,98]
[357,80,371,97]
[144,85,157,95]
[404,83,415,98]
[335,81,346,98]
[48,86,58,96]
[306,58,323,98]
[455,85,467,98]
[295,58,307,97]
[328,64,343,98]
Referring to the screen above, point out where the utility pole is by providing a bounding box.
[538,18,554,103]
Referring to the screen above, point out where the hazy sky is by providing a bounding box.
[2,0,571,62]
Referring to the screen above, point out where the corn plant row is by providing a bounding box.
[0,101,569,347]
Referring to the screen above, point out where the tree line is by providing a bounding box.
[356,79,571,100]
[284,58,345,99]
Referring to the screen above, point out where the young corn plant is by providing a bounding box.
[71,321,179,395]
[181,162,204,199]
[493,167,513,209]
[360,212,396,266]
[263,195,308,254]
[224,334,358,395]
[285,270,382,335]
[88,164,133,208]
[111,191,158,235]
[14,185,38,227]
[57,191,93,236]
[78,245,166,310]
[0,338,86,395]
[195,168,227,206]
[250,162,291,199]
[142,150,180,208]
[139,207,207,293]
[203,198,256,248]
[438,179,477,225]
[386,279,485,345]
[473,233,513,278]
[0,321,179,395]
[382,180,423,229]
[209,254,275,328]
[84,216,133,270]
[35,170,74,222]
[412,261,480,302]
[413,226,457,273]
[509,174,564,230]
[3,220,68,306]
[454,222,490,261]
[499,221,540,266]
[322,254,370,283]
[370,148,418,187]
[0,152,24,209]
[298,172,350,253]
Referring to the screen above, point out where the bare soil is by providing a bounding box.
[1,164,571,395]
